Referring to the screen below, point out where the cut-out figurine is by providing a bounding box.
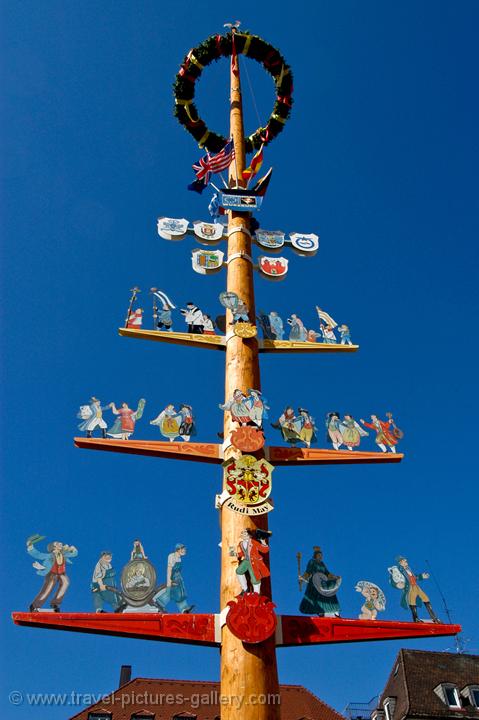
[236,529,271,595]
[307,330,320,342]
[272,407,301,445]
[152,543,194,613]
[125,286,141,328]
[320,323,337,344]
[107,399,146,440]
[268,311,284,340]
[202,315,216,335]
[299,546,341,616]
[326,412,344,450]
[297,408,317,448]
[232,297,249,324]
[341,414,368,450]
[355,580,386,619]
[219,290,256,337]
[388,556,440,623]
[77,397,112,438]
[178,404,196,441]
[220,389,267,429]
[338,324,353,345]
[91,551,122,613]
[151,288,176,332]
[130,539,147,560]
[127,308,143,329]
[360,414,400,453]
[27,535,78,612]
[247,390,269,429]
[257,310,274,340]
[150,403,194,442]
[287,314,307,341]
[181,303,204,334]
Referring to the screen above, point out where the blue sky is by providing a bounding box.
[1,1,479,718]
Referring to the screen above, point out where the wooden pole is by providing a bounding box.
[220,33,281,720]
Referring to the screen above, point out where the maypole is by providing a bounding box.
[13,23,461,720]
[220,32,280,718]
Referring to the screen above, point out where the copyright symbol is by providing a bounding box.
[9,691,24,705]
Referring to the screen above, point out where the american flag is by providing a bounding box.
[193,140,235,181]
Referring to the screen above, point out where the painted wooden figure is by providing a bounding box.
[220,389,268,429]
[91,551,122,613]
[272,406,316,446]
[268,311,284,340]
[153,543,195,613]
[388,556,440,623]
[107,399,146,440]
[341,414,368,450]
[355,580,386,619]
[325,412,344,450]
[77,397,112,438]
[180,303,205,334]
[235,529,270,595]
[299,546,341,617]
[338,324,353,345]
[360,414,400,453]
[27,535,78,612]
[150,404,195,442]
[287,314,307,341]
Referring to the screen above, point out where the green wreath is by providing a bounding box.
[173,31,293,154]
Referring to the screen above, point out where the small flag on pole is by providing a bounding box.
[208,140,235,173]
[189,141,235,193]
[316,306,338,328]
[208,193,226,218]
[242,145,264,182]
[252,167,273,197]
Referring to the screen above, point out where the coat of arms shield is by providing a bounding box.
[254,229,285,252]
[192,221,224,244]
[258,256,289,280]
[289,232,319,256]
[191,248,224,275]
[157,217,189,241]
[223,455,274,509]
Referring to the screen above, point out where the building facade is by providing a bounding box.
[372,650,479,720]
[70,669,346,720]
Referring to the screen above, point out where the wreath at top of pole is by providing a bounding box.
[173,30,293,154]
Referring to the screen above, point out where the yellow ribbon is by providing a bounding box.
[272,113,286,124]
[198,129,210,148]
[241,35,252,56]
[175,98,197,123]
[188,53,204,70]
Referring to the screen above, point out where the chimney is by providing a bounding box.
[119,665,132,687]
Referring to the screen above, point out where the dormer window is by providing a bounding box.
[434,684,462,709]
[461,686,479,708]
[383,697,397,720]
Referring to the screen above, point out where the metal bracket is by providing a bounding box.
[226,251,253,264]
[227,226,252,239]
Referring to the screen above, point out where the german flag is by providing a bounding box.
[242,145,264,182]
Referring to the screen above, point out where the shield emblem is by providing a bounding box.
[191,248,224,275]
[254,229,285,252]
[289,233,319,256]
[157,217,189,241]
[121,558,157,606]
[223,455,274,507]
[192,220,224,244]
[258,256,289,280]
[312,572,342,597]
[219,291,240,310]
